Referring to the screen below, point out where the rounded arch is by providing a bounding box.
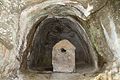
[27,17,97,73]
[19,2,99,73]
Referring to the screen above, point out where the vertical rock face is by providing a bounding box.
[0,0,120,80]
[52,39,75,72]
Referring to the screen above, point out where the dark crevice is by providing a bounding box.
[61,48,66,53]
[90,0,109,16]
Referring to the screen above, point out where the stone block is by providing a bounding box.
[52,39,76,72]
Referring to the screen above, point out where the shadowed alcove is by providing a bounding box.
[27,17,95,73]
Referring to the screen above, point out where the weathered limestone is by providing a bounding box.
[0,0,120,80]
[52,39,75,72]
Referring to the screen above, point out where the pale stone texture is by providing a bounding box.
[52,39,75,72]
[0,0,120,80]
[0,0,20,79]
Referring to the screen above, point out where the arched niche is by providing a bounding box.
[27,17,97,73]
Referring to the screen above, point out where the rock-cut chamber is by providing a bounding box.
[27,18,95,73]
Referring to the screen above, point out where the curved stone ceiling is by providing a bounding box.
[20,17,97,73]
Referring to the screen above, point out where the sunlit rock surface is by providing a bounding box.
[0,0,120,80]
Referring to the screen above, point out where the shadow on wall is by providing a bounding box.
[20,17,97,73]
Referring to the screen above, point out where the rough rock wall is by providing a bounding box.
[0,0,120,80]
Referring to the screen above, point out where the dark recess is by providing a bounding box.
[28,18,94,72]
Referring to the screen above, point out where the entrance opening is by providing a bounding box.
[28,18,95,73]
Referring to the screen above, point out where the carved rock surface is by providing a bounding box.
[52,39,75,72]
[0,0,120,80]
